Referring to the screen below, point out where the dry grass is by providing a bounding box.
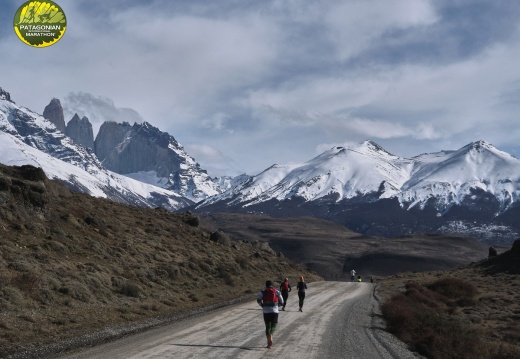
[378,247,520,359]
[0,164,321,357]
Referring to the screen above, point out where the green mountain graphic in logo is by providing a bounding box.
[14,1,67,48]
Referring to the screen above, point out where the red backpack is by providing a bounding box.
[281,281,289,291]
[263,287,278,303]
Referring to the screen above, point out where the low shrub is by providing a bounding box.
[382,279,485,359]
[3,287,24,304]
[66,281,92,303]
[489,343,520,359]
[236,255,250,269]
[188,292,199,302]
[0,271,11,290]
[10,272,43,302]
[58,287,69,295]
[426,277,477,300]
[216,264,235,286]
[119,282,141,298]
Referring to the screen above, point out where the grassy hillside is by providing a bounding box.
[378,241,520,358]
[0,164,321,358]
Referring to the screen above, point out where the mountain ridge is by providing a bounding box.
[198,139,520,211]
[2,85,520,243]
[195,139,520,244]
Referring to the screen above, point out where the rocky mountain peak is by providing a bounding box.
[94,121,133,162]
[455,140,512,161]
[93,121,220,201]
[0,88,12,102]
[65,113,94,149]
[472,140,497,152]
[43,98,66,132]
[359,140,393,156]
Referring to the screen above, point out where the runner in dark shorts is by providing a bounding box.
[296,275,307,312]
[257,280,284,348]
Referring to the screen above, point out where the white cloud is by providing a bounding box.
[3,0,520,175]
[184,143,240,177]
[62,92,144,136]
[200,112,234,133]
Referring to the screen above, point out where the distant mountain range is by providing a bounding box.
[1,86,519,244]
[195,141,520,244]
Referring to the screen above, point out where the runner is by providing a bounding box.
[296,275,307,312]
[257,280,284,349]
[279,277,291,311]
[350,269,356,282]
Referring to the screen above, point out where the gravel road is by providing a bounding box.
[57,282,417,359]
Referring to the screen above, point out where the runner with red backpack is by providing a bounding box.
[257,280,284,349]
[279,277,292,311]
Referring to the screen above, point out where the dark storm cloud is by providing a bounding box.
[346,0,520,68]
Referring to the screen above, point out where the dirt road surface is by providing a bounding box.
[58,282,416,359]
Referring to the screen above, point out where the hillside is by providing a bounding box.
[200,213,489,281]
[378,240,520,358]
[0,164,320,358]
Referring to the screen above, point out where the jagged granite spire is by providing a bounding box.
[66,113,94,149]
[43,98,66,132]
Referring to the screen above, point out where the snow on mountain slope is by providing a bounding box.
[197,139,520,216]
[0,132,104,197]
[201,163,299,206]
[251,141,414,204]
[200,141,415,207]
[400,140,520,211]
[0,88,191,210]
[0,132,190,210]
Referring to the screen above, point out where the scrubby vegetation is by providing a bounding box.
[382,278,484,358]
[0,164,321,357]
[380,254,520,359]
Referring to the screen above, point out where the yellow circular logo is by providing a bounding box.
[13,1,67,48]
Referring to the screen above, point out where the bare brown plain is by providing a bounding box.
[200,212,491,280]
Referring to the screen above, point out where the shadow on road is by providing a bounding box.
[170,343,264,351]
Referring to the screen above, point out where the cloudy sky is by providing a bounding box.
[2,0,520,176]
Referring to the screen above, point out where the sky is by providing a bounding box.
[2,0,520,177]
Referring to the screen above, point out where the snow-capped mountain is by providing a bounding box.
[0,87,191,210]
[196,140,520,244]
[93,120,223,202]
[199,140,520,211]
[202,141,414,206]
[400,141,520,212]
